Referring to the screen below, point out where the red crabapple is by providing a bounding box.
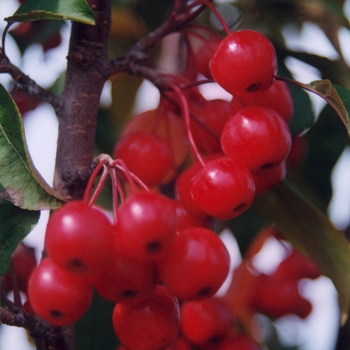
[112,285,180,350]
[180,297,233,347]
[252,161,287,195]
[221,107,292,173]
[190,98,232,153]
[191,157,255,220]
[121,108,188,169]
[45,201,114,276]
[157,227,230,301]
[114,131,174,186]
[28,258,93,326]
[210,30,277,98]
[116,191,177,260]
[231,80,294,123]
[92,244,159,304]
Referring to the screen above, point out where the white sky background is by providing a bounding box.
[0,0,350,349]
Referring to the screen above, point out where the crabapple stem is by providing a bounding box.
[111,159,150,192]
[0,23,12,58]
[87,166,109,207]
[194,0,231,36]
[166,80,205,167]
[83,158,109,204]
[0,288,16,311]
[108,167,121,221]
[275,75,347,130]
[9,261,23,310]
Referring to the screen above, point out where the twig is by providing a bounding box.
[0,58,60,109]
[106,1,210,78]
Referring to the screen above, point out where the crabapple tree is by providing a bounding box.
[1,0,350,349]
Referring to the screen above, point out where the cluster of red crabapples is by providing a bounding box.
[27,160,231,349]
[24,23,306,350]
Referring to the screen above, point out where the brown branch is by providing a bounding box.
[53,0,209,199]
[0,306,74,350]
[105,1,209,78]
[0,54,60,108]
[53,0,111,200]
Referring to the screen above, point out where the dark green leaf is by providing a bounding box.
[288,81,315,135]
[0,199,40,276]
[300,103,349,211]
[75,292,119,350]
[5,0,95,25]
[255,181,350,323]
[0,83,63,210]
[332,83,350,131]
[227,206,266,257]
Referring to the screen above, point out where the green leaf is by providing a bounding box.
[75,292,118,350]
[288,81,314,135]
[0,199,40,276]
[5,0,95,25]
[0,83,63,210]
[309,80,350,135]
[332,83,350,130]
[300,103,349,211]
[255,181,350,323]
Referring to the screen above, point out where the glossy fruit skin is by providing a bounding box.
[252,161,286,195]
[45,201,114,276]
[157,227,230,301]
[210,30,277,98]
[121,108,188,169]
[221,107,292,173]
[180,298,232,347]
[175,162,209,219]
[92,245,158,304]
[114,131,174,186]
[173,200,211,231]
[116,191,177,260]
[112,285,180,350]
[190,99,232,153]
[28,258,93,326]
[231,80,294,123]
[191,157,255,220]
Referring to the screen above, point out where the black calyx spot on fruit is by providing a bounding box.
[246,82,262,93]
[146,241,162,254]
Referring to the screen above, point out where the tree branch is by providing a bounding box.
[0,306,74,350]
[0,53,60,108]
[53,0,111,200]
[105,0,209,78]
